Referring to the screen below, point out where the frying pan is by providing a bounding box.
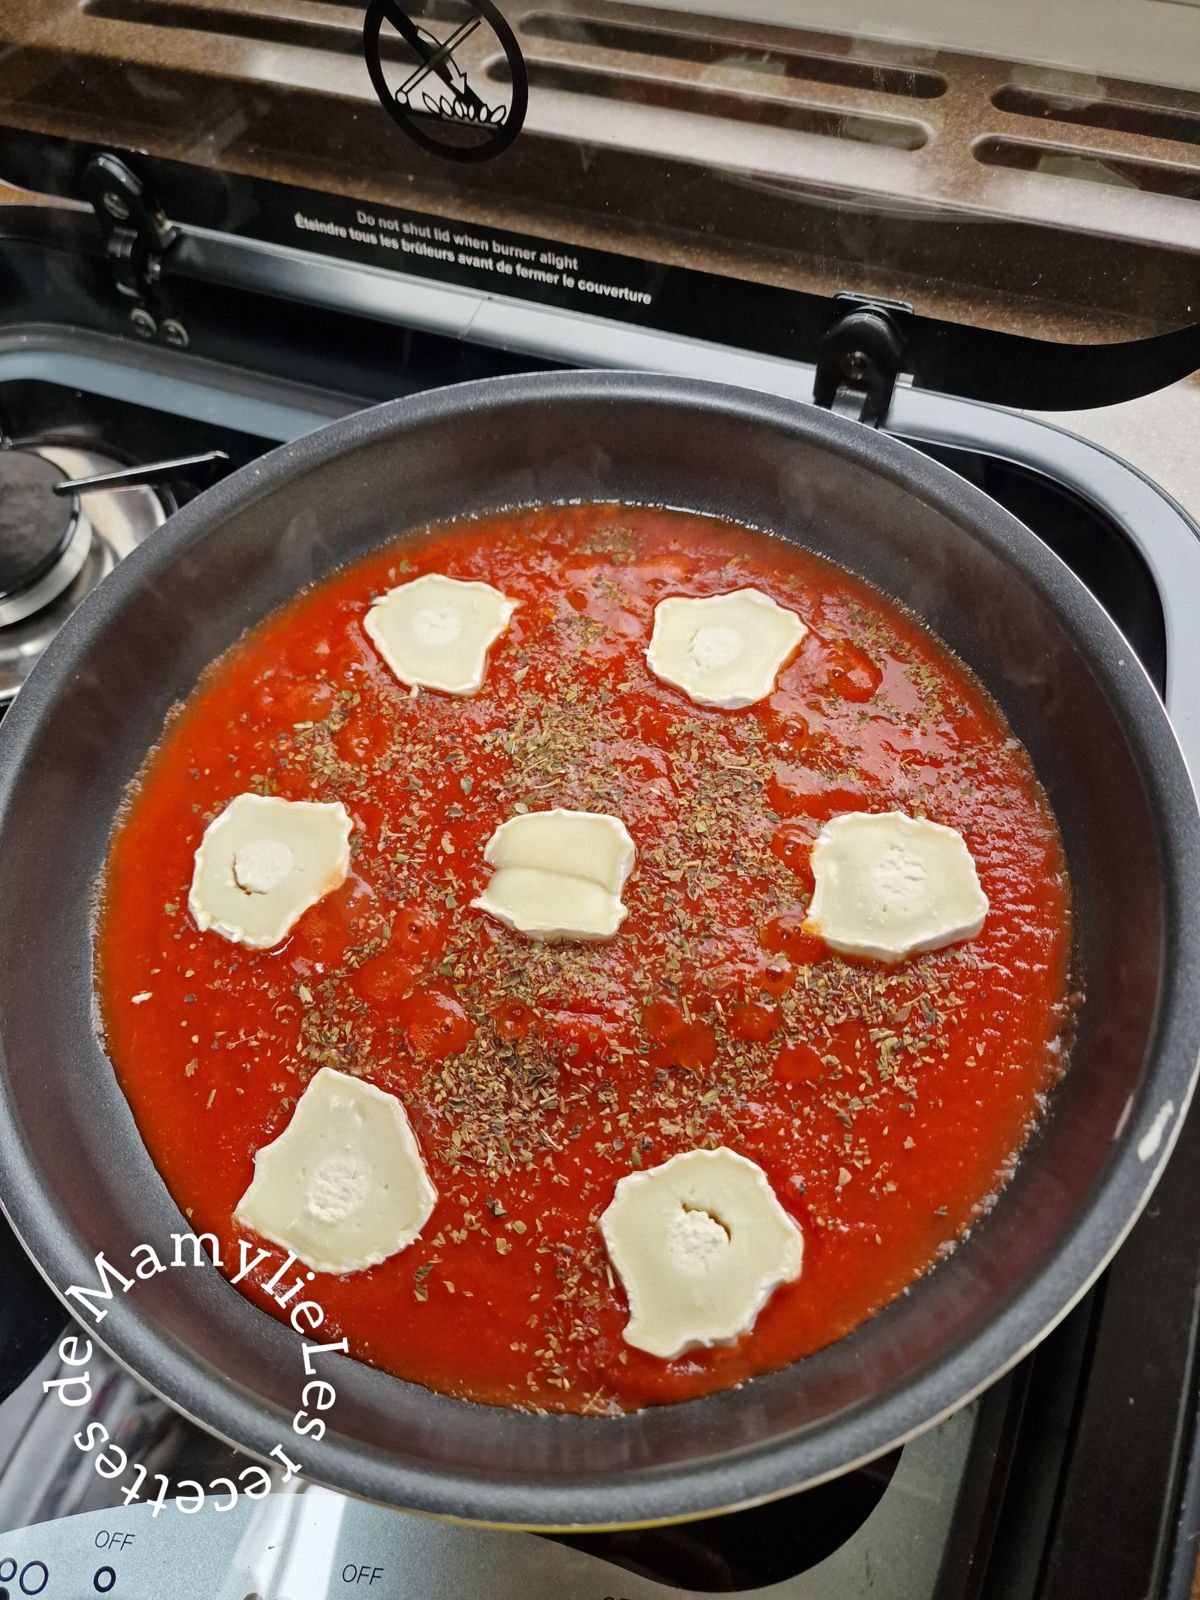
[0,371,1198,1527]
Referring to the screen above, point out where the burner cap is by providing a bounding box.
[0,450,76,602]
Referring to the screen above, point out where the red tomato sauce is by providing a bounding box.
[97,504,1073,1414]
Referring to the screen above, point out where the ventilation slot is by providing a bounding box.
[993,85,1200,150]
[81,0,464,53]
[488,60,927,150]
[323,0,463,10]
[974,138,1200,198]
[522,13,946,100]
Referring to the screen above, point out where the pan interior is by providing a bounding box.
[0,379,1181,1520]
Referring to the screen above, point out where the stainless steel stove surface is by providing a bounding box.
[0,313,1199,1599]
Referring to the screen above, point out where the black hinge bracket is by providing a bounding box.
[813,294,913,427]
[80,153,187,346]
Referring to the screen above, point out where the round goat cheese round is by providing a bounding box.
[188,793,352,949]
[472,808,636,941]
[804,810,988,963]
[646,588,807,708]
[599,1147,804,1359]
[234,1066,437,1275]
[364,572,517,695]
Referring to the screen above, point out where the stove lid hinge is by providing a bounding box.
[80,153,187,346]
[813,294,913,427]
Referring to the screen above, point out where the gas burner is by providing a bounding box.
[0,448,86,623]
[0,443,166,705]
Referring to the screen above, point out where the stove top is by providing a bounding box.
[0,267,1198,1599]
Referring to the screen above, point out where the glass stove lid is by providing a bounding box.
[0,1,1198,348]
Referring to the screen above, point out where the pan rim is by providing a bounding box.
[1,368,1198,1527]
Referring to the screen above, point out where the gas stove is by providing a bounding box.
[0,265,1198,1597]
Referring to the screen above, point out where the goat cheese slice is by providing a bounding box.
[647,588,807,709]
[364,572,518,695]
[472,808,636,941]
[234,1066,437,1275]
[189,793,352,949]
[804,810,988,963]
[600,1147,804,1359]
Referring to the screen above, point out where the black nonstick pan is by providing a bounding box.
[0,371,1197,1526]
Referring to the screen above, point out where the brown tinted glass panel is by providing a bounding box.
[0,0,1197,341]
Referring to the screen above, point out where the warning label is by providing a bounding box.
[282,195,659,317]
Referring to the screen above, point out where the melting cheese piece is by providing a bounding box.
[647,588,807,709]
[472,808,635,941]
[189,793,352,949]
[804,810,988,963]
[600,1147,804,1359]
[364,572,518,695]
[234,1066,437,1275]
